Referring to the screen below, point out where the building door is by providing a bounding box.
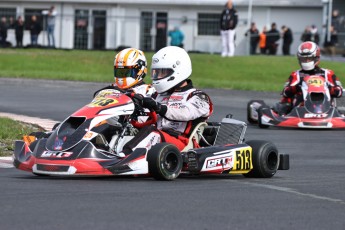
[74,9,106,50]
[92,10,106,50]
[155,12,168,51]
[74,10,89,49]
[140,11,168,52]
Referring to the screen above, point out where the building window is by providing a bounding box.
[198,13,220,36]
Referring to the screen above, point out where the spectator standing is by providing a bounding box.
[0,17,8,47]
[266,23,280,55]
[331,9,343,33]
[281,25,293,55]
[324,25,338,56]
[15,16,24,47]
[220,0,238,57]
[245,22,259,55]
[310,25,320,45]
[259,26,267,54]
[42,6,57,48]
[8,16,15,29]
[29,15,41,46]
[300,26,311,42]
[168,26,184,48]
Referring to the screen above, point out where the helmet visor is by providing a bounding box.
[151,68,174,80]
[114,67,138,78]
[298,56,318,63]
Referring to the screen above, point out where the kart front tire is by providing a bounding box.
[244,140,279,178]
[147,143,183,181]
[247,100,265,124]
[258,106,270,129]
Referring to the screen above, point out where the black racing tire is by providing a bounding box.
[243,140,279,178]
[258,106,270,129]
[247,100,265,124]
[147,143,183,181]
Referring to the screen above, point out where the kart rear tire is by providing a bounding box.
[243,140,279,178]
[258,106,270,129]
[247,100,265,124]
[147,143,183,181]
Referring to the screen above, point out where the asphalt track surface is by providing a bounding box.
[1,78,345,230]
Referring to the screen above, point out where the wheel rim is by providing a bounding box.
[164,152,179,172]
[266,151,278,170]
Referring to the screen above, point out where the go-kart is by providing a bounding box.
[14,88,289,180]
[247,75,345,129]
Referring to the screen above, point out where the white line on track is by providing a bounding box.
[239,181,345,205]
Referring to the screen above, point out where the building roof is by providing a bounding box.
[11,0,323,7]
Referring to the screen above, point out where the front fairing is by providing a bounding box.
[46,90,135,152]
[302,75,331,114]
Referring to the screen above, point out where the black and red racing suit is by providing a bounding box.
[281,66,343,106]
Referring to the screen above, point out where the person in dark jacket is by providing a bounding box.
[281,25,293,55]
[0,17,8,47]
[266,23,280,55]
[15,16,24,47]
[29,15,41,46]
[220,0,238,57]
[245,22,260,55]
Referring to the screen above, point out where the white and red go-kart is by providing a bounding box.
[14,88,289,180]
[248,75,345,129]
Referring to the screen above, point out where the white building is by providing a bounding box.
[0,0,326,55]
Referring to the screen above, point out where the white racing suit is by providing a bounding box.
[121,80,213,155]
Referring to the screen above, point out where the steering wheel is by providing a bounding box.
[125,92,158,128]
[131,111,158,128]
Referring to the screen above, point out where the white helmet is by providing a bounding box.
[297,41,320,71]
[114,48,147,89]
[151,46,192,93]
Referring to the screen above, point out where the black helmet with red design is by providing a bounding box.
[297,41,321,71]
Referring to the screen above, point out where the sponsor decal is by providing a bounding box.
[304,113,327,118]
[169,95,183,101]
[169,102,182,109]
[206,157,232,168]
[41,151,72,158]
[83,131,97,140]
[53,137,64,150]
[307,77,324,87]
[88,98,118,107]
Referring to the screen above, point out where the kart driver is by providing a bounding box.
[94,48,155,97]
[275,41,343,115]
[118,46,213,157]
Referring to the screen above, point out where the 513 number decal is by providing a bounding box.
[233,148,252,171]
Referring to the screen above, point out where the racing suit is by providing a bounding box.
[121,79,213,155]
[278,66,343,113]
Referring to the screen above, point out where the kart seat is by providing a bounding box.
[182,122,208,152]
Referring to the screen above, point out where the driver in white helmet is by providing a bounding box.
[275,41,343,115]
[118,46,213,157]
[94,48,155,97]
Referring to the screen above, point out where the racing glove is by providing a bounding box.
[142,97,167,116]
[329,85,343,98]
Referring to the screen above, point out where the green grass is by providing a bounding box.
[0,117,41,156]
[1,48,344,92]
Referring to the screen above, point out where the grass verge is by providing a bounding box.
[0,117,42,156]
[1,48,344,92]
